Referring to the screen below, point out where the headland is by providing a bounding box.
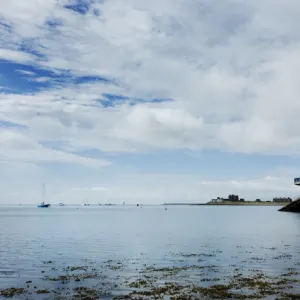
[164,194,293,206]
[164,201,288,206]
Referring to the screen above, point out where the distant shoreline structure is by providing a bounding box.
[165,179,300,211]
[163,194,292,206]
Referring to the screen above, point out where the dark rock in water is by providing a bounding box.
[36,289,50,294]
[279,198,300,212]
[43,260,54,264]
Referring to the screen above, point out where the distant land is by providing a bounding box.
[163,201,288,206]
[163,194,292,207]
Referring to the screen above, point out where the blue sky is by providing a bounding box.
[1,0,300,204]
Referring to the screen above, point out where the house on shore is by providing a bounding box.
[273,197,292,203]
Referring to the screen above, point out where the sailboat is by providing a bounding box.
[58,201,65,206]
[37,183,50,208]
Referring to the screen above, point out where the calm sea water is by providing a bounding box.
[1,205,300,298]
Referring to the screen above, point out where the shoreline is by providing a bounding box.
[2,256,300,299]
[164,201,288,206]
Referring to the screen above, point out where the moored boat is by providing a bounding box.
[37,184,50,208]
[38,202,50,208]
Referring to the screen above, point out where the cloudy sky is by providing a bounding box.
[1,0,300,204]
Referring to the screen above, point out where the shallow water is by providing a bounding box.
[1,205,300,298]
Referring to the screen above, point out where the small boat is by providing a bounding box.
[82,200,90,206]
[38,202,50,208]
[58,202,65,206]
[37,183,50,208]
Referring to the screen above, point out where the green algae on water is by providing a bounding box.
[0,288,25,298]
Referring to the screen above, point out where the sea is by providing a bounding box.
[0,205,300,299]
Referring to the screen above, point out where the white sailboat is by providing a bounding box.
[37,183,50,208]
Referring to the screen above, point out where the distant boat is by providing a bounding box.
[82,199,90,206]
[58,202,65,206]
[38,203,50,208]
[37,184,50,208]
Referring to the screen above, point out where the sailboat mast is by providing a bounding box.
[43,183,45,203]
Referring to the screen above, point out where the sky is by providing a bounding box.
[1,0,300,204]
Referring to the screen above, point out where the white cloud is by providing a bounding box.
[112,106,205,150]
[17,70,36,76]
[32,77,52,82]
[0,49,34,64]
[72,186,109,191]
[1,0,300,203]
[0,0,300,155]
[0,129,111,167]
